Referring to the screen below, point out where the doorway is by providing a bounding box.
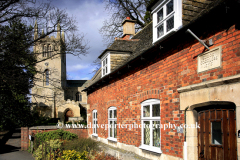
[64,108,74,122]
[197,108,237,160]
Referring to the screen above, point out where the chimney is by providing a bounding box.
[122,17,136,40]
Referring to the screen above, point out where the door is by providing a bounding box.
[65,109,74,121]
[198,109,237,160]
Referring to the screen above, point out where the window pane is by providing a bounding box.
[152,104,160,117]
[167,16,174,32]
[96,112,97,119]
[143,105,150,117]
[114,121,117,138]
[212,122,222,145]
[153,121,160,147]
[103,69,105,75]
[157,8,163,23]
[167,0,174,15]
[157,25,164,38]
[46,70,49,86]
[106,67,108,74]
[110,121,113,137]
[144,121,150,145]
[103,60,105,66]
[95,121,97,134]
[106,58,107,64]
[114,110,117,118]
[110,110,112,118]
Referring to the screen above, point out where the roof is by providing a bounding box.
[66,80,89,87]
[84,0,237,92]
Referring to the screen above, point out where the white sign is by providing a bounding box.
[198,46,221,73]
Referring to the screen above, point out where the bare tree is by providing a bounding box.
[100,0,152,46]
[0,0,89,127]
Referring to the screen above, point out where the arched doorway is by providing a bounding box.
[192,102,237,160]
[64,108,74,122]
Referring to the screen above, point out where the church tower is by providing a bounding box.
[32,21,67,118]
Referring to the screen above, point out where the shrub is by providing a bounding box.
[33,139,63,160]
[35,129,78,142]
[57,150,88,160]
[62,138,100,153]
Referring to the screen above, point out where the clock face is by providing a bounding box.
[45,62,49,66]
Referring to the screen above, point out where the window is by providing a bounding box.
[140,99,161,153]
[75,92,82,101]
[108,107,117,141]
[152,0,182,43]
[48,45,51,57]
[101,53,110,77]
[211,121,222,145]
[92,110,98,136]
[45,70,49,86]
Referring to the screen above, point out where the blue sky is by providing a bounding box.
[51,0,110,80]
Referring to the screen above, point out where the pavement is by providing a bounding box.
[99,142,150,160]
[0,128,34,160]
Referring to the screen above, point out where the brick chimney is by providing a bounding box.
[122,17,136,40]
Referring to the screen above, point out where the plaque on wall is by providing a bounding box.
[197,46,222,73]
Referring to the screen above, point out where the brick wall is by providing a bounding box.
[21,127,88,150]
[21,127,29,150]
[87,20,240,158]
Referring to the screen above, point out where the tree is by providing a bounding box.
[0,0,89,129]
[0,19,36,128]
[99,0,152,46]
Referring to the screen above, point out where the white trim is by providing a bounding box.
[141,99,161,152]
[101,52,111,77]
[139,145,162,154]
[92,110,97,135]
[107,137,118,142]
[92,133,98,137]
[152,0,182,44]
[108,106,117,141]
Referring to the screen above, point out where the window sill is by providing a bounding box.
[139,145,162,154]
[107,137,117,142]
[92,134,98,137]
[153,29,177,45]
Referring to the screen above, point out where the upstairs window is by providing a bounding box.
[101,53,110,77]
[152,0,182,43]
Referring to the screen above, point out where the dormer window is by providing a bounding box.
[152,0,182,43]
[101,53,110,77]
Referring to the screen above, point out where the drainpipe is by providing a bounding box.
[184,106,189,160]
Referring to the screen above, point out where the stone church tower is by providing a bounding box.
[32,21,88,122]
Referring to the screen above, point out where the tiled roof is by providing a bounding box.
[84,0,229,91]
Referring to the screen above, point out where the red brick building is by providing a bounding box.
[84,0,240,159]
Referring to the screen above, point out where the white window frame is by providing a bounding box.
[92,110,98,136]
[108,106,117,142]
[152,0,182,44]
[101,53,110,77]
[139,99,162,153]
